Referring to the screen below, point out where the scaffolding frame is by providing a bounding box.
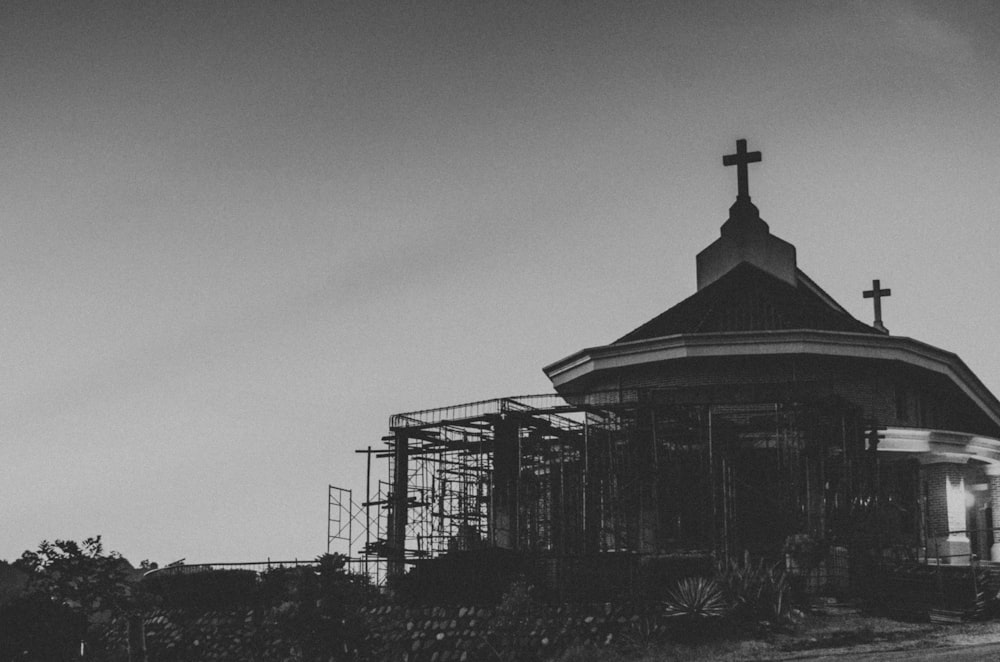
[327,485,357,556]
[355,390,899,589]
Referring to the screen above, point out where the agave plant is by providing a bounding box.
[715,551,791,623]
[661,577,729,619]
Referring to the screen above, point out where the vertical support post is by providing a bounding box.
[126,614,147,662]
[493,415,519,549]
[582,415,593,551]
[487,438,495,547]
[389,430,409,577]
[986,465,1000,561]
[816,414,827,545]
[365,446,372,579]
[709,406,725,560]
[639,407,659,553]
[921,459,971,563]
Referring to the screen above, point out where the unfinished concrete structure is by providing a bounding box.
[361,140,1000,592]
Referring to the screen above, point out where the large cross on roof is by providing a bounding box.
[863,279,892,334]
[723,138,762,200]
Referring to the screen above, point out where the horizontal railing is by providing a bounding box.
[390,394,567,429]
[143,557,375,578]
[924,527,1000,565]
[387,391,657,430]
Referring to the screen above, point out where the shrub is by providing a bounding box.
[662,577,729,620]
[391,548,532,604]
[144,569,258,610]
[267,553,375,660]
[0,592,83,660]
[715,552,790,625]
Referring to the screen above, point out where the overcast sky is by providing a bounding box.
[2,1,999,565]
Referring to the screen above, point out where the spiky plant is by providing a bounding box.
[662,577,729,620]
[715,552,791,624]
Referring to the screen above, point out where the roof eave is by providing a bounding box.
[543,329,1000,429]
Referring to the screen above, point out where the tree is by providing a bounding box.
[268,553,376,660]
[4,536,148,659]
[15,536,140,622]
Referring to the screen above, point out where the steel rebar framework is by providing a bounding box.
[359,390,896,581]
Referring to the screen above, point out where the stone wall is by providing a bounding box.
[362,602,669,661]
[97,601,675,661]
[98,608,312,661]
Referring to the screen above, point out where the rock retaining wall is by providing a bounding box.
[97,602,675,661]
[362,602,671,661]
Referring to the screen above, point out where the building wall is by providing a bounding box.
[571,355,999,436]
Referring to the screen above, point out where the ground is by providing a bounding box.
[762,614,1000,661]
[560,613,1000,662]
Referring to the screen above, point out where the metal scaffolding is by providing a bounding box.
[327,485,366,557]
[353,390,897,587]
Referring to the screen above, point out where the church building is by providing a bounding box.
[367,140,1000,593]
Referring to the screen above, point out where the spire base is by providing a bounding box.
[696,196,797,291]
[721,196,768,237]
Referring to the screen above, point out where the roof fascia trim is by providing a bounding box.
[879,427,1000,465]
[543,330,1000,428]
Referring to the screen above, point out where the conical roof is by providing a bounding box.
[615,263,878,344]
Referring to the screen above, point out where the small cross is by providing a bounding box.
[723,138,762,200]
[863,279,891,333]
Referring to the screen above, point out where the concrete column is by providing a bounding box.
[986,464,1000,561]
[388,430,409,577]
[492,416,519,549]
[921,458,970,563]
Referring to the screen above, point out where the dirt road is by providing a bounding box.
[796,640,1000,661]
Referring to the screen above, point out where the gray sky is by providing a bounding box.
[3,0,999,564]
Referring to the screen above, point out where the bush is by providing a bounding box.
[638,554,715,601]
[715,552,790,626]
[144,569,259,610]
[9,536,149,659]
[662,577,729,621]
[0,592,84,660]
[266,554,376,660]
[391,548,533,604]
